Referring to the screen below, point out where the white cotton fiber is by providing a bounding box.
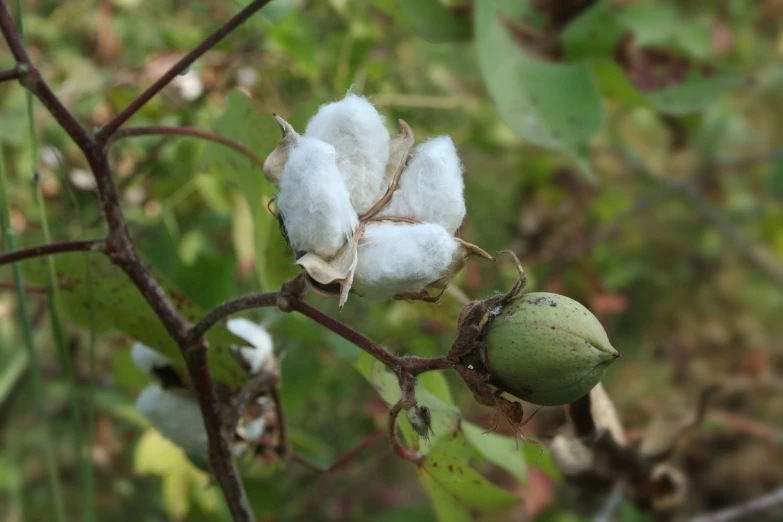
[131,342,172,376]
[227,318,275,374]
[276,136,359,258]
[136,384,208,458]
[379,136,466,235]
[353,222,461,299]
[305,93,390,214]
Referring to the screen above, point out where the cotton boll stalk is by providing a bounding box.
[227,318,276,374]
[131,342,172,376]
[305,93,390,214]
[136,384,207,458]
[352,222,461,300]
[379,136,466,235]
[276,137,359,258]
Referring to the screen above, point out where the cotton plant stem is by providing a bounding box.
[689,484,783,522]
[0,239,105,266]
[109,126,264,167]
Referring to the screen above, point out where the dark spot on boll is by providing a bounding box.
[549,300,557,307]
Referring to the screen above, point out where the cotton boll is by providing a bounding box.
[131,342,172,376]
[305,94,390,214]
[352,222,461,299]
[136,385,207,458]
[227,318,275,374]
[379,136,466,235]
[277,137,359,258]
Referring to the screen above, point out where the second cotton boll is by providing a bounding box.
[265,92,492,305]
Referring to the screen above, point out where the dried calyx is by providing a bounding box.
[132,319,278,466]
[263,93,492,308]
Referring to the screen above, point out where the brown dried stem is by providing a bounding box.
[109,126,264,167]
[0,239,105,266]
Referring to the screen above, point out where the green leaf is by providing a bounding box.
[134,429,222,520]
[23,253,249,387]
[590,58,650,107]
[642,68,748,116]
[354,353,459,455]
[475,0,603,179]
[418,447,520,522]
[616,3,678,48]
[768,159,783,201]
[396,0,472,43]
[462,421,526,483]
[561,1,624,61]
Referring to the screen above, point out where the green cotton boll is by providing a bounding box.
[482,292,619,406]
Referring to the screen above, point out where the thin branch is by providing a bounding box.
[287,296,401,369]
[0,66,19,82]
[109,126,264,166]
[290,430,384,473]
[189,291,278,343]
[388,400,420,461]
[689,485,783,522]
[0,4,28,62]
[95,0,273,142]
[0,239,105,266]
[0,281,47,293]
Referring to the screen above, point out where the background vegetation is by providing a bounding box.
[1,0,782,521]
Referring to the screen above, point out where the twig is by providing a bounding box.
[0,239,105,266]
[95,0,273,141]
[189,291,278,343]
[0,66,19,82]
[286,296,452,375]
[0,281,47,293]
[109,126,264,166]
[592,480,627,522]
[290,430,384,473]
[689,484,783,522]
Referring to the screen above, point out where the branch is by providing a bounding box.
[95,0,273,142]
[0,66,19,82]
[189,291,278,343]
[0,4,28,62]
[290,430,384,473]
[592,480,627,522]
[689,485,783,522]
[0,239,105,266]
[109,126,264,167]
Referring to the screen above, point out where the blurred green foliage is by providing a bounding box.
[1,0,783,521]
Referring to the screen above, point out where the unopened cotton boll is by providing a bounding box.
[131,342,172,376]
[305,93,390,214]
[136,384,207,458]
[353,222,461,299]
[380,136,466,235]
[276,137,359,258]
[227,318,275,374]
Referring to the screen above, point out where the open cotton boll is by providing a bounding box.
[305,94,390,214]
[227,318,275,374]
[379,136,466,235]
[352,222,461,299]
[131,342,172,376]
[277,137,359,258]
[136,384,207,458]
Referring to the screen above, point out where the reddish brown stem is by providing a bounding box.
[95,0,273,142]
[0,66,19,82]
[290,430,384,473]
[188,291,278,343]
[0,281,47,293]
[0,239,105,266]
[388,401,420,461]
[109,126,263,167]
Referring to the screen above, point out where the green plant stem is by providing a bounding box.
[0,148,67,522]
[14,1,95,518]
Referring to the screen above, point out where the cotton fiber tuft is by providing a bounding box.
[305,94,390,214]
[276,136,359,258]
[136,384,208,457]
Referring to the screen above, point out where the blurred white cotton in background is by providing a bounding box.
[353,222,461,299]
[131,342,172,376]
[227,318,275,374]
[136,384,207,458]
[380,136,466,235]
[305,94,390,214]
[277,137,359,258]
